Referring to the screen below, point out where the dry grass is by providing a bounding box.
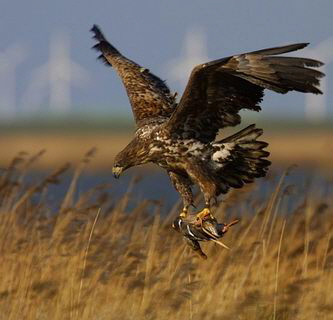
[0,152,332,320]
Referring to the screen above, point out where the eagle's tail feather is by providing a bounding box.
[213,124,271,195]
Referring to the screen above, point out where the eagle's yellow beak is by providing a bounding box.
[112,166,123,179]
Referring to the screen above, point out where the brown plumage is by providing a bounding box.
[91,25,324,218]
[91,25,176,127]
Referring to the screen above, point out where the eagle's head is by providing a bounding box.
[112,137,149,179]
[112,163,124,179]
[112,153,132,179]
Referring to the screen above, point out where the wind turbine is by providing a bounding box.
[303,37,333,121]
[167,27,208,88]
[0,44,26,118]
[22,30,89,114]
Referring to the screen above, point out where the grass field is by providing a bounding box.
[0,152,332,319]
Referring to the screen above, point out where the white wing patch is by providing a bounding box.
[149,146,162,154]
[185,141,205,154]
[212,142,235,163]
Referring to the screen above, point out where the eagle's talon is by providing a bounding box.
[179,210,187,219]
[195,208,213,226]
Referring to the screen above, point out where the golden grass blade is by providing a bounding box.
[210,238,230,250]
[273,219,286,320]
[76,208,101,319]
[61,148,97,211]
[259,170,287,239]
[140,213,160,313]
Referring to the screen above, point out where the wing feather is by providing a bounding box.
[166,43,324,142]
[91,25,176,127]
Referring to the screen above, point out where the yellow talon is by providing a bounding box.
[179,209,188,219]
[195,208,213,226]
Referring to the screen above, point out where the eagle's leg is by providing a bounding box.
[195,183,217,225]
[195,201,215,227]
[195,207,213,225]
[179,207,189,219]
[183,159,218,225]
[168,171,193,218]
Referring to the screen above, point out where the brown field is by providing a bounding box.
[0,130,332,171]
[0,152,332,319]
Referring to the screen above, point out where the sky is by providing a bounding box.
[1,0,333,121]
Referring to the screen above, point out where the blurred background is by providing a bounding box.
[1,0,332,207]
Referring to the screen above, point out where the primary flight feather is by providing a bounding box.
[91,25,324,221]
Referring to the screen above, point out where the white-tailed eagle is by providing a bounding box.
[91,25,324,222]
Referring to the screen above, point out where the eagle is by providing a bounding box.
[91,25,324,223]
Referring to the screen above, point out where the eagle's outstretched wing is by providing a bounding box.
[91,25,176,127]
[166,43,324,142]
